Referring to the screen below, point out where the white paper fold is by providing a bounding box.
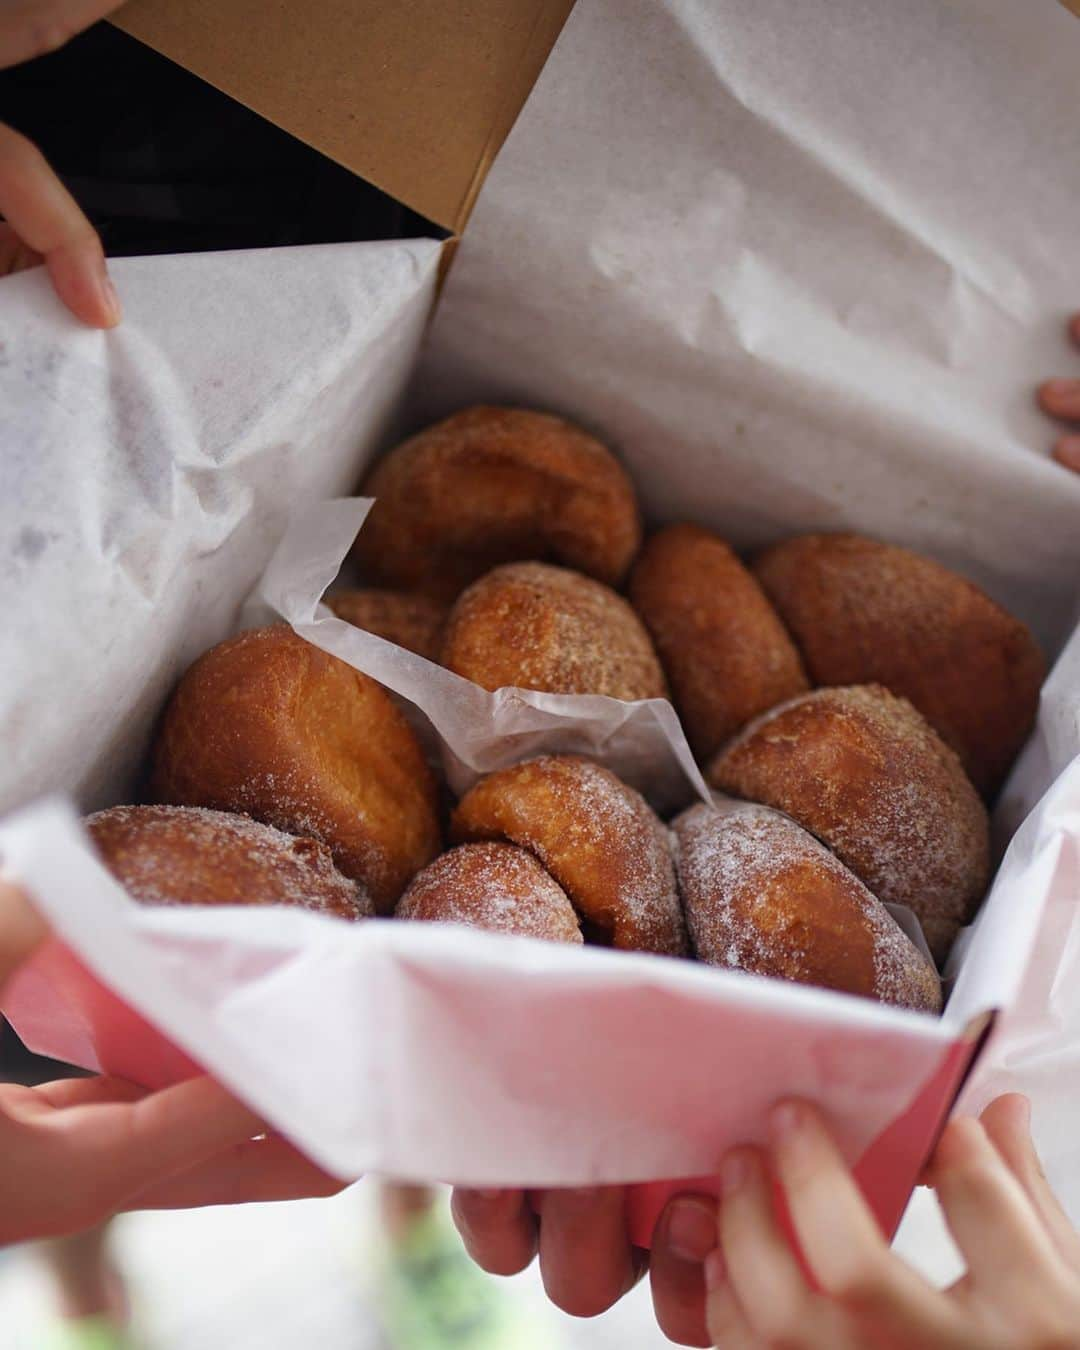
[0,239,441,814]
[0,798,958,1185]
[253,498,707,807]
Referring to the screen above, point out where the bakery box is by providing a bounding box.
[2,0,1080,1247]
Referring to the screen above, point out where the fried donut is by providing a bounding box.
[628,524,809,759]
[707,685,989,963]
[324,588,448,662]
[87,805,370,920]
[396,842,583,945]
[441,561,667,701]
[354,406,642,601]
[451,754,686,955]
[753,533,1045,797]
[673,798,941,1012]
[151,624,440,913]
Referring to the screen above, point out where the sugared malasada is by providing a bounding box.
[451,754,686,956]
[629,523,809,759]
[151,625,441,913]
[87,804,370,920]
[753,533,1044,796]
[325,589,448,662]
[707,685,989,964]
[441,561,667,702]
[673,797,941,1012]
[354,406,642,601]
[396,841,583,945]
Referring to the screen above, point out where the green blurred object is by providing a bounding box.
[39,1315,135,1350]
[374,1204,552,1350]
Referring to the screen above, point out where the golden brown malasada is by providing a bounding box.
[753,533,1044,797]
[450,754,686,955]
[673,798,941,1012]
[354,406,642,601]
[87,804,370,920]
[150,624,440,913]
[707,685,989,964]
[628,523,809,759]
[324,589,448,662]
[441,561,667,701]
[396,842,583,945]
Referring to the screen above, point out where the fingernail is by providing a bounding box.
[665,1196,717,1263]
[704,1248,726,1292]
[1054,435,1080,471]
[721,1151,749,1196]
[470,1189,505,1203]
[769,1100,808,1143]
[97,257,122,326]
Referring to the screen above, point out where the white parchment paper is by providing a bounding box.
[0,239,440,814]
[251,497,707,808]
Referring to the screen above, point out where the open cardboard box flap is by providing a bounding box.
[113,0,575,236]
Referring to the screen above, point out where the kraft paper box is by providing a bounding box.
[2,0,1080,1250]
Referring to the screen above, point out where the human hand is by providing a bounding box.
[1037,312,1080,472]
[0,880,343,1245]
[0,1072,344,1246]
[1,0,125,326]
[451,1185,649,1320]
[703,1094,1080,1349]
[452,1182,716,1344]
[453,1094,1080,1349]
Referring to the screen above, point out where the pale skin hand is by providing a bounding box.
[0,880,342,1246]
[704,1095,1080,1350]
[454,1095,1080,1349]
[0,0,126,327]
[1038,312,1080,473]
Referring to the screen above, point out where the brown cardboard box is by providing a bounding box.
[113,0,576,237]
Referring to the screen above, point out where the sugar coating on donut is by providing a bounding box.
[150,625,441,913]
[86,804,371,920]
[397,842,583,944]
[629,524,809,760]
[673,799,941,1012]
[354,406,642,601]
[708,685,989,964]
[451,754,686,956]
[753,533,1045,797]
[441,561,667,702]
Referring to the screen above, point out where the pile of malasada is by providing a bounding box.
[88,407,1046,1018]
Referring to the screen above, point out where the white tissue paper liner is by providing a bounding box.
[0,0,1079,1200]
[0,238,441,814]
[0,796,964,1185]
[249,496,708,808]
